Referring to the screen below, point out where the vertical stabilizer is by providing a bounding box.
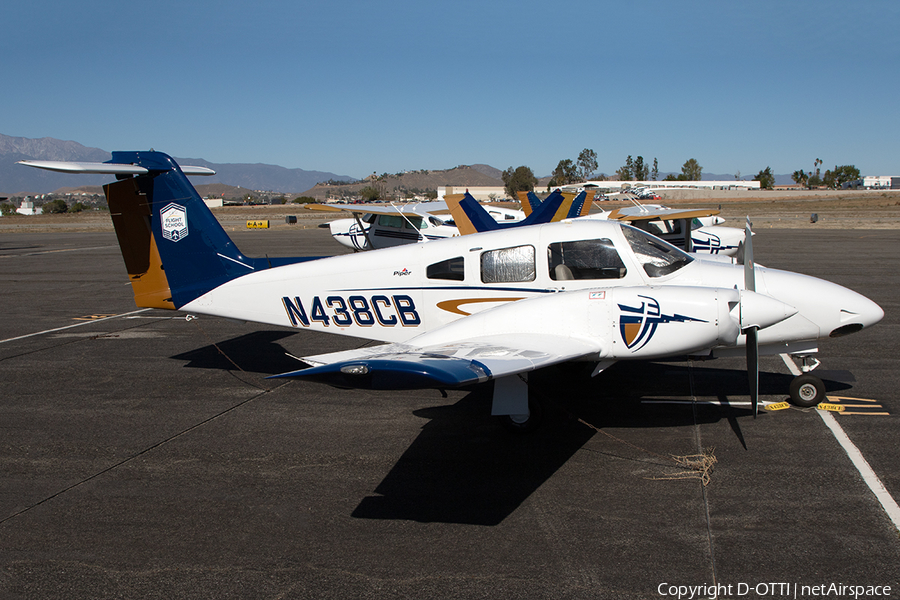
[19,151,315,310]
[105,177,175,309]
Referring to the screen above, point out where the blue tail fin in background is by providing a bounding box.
[447,191,566,235]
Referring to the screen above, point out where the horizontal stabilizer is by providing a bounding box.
[17,159,216,176]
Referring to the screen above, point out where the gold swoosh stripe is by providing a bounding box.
[436,297,525,316]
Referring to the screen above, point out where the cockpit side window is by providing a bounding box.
[547,239,627,280]
[377,214,404,228]
[481,245,536,283]
[403,216,427,230]
[427,256,465,281]
[621,225,693,278]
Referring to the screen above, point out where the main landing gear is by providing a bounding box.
[498,397,543,433]
[785,354,826,408]
[492,375,545,433]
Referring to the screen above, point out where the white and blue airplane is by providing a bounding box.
[309,200,533,251]
[19,152,884,430]
[517,190,745,257]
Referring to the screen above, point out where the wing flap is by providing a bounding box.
[606,207,719,222]
[270,333,602,390]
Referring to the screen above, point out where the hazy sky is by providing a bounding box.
[3,0,898,179]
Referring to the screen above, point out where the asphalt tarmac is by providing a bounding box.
[1,227,898,599]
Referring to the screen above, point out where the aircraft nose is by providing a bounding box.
[830,294,884,338]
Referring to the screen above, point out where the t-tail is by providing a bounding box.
[18,151,312,310]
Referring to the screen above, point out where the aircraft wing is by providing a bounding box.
[269,333,602,390]
[605,207,720,222]
[305,202,451,216]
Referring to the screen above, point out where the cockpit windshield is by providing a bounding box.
[621,225,693,277]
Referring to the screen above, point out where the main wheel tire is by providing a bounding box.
[498,397,543,434]
[789,374,826,407]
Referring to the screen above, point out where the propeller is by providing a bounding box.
[743,217,759,417]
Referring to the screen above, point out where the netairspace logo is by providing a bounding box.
[657,582,892,599]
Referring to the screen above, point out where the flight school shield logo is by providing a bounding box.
[618,295,706,351]
[161,203,188,242]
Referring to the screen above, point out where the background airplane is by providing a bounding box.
[307,201,526,251]
[456,192,746,257]
[20,153,883,432]
[524,189,742,256]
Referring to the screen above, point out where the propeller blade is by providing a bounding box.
[743,216,759,416]
[746,326,759,417]
[744,217,755,292]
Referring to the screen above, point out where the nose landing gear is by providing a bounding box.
[785,354,826,408]
[789,373,826,407]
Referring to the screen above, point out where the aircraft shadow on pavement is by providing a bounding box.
[351,361,852,526]
[170,330,303,375]
[170,334,853,525]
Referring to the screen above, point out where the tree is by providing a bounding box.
[633,156,649,181]
[791,170,808,187]
[616,155,634,181]
[822,165,860,189]
[359,185,383,202]
[0,202,16,216]
[681,158,702,181]
[502,166,538,198]
[651,158,659,181]
[549,159,579,187]
[69,202,86,213]
[754,167,775,190]
[576,148,598,181]
[42,199,68,214]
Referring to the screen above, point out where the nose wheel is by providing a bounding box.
[789,373,826,407]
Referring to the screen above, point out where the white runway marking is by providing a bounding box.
[818,409,900,532]
[0,308,152,344]
[780,354,900,532]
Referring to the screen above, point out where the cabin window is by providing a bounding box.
[377,215,404,228]
[621,225,693,278]
[547,239,626,280]
[403,216,427,230]
[376,214,427,230]
[427,256,465,281]
[481,245,535,283]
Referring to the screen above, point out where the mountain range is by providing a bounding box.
[1,133,794,196]
[0,134,356,196]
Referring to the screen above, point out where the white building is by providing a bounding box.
[844,176,894,189]
[570,180,761,192]
[437,186,510,202]
[16,198,41,215]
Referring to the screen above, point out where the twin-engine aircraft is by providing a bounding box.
[19,152,884,430]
